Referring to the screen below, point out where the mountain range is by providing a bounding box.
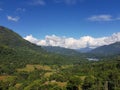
[42,46,82,56]
[0,26,86,65]
[0,26,120,63]
[90,42,120,56]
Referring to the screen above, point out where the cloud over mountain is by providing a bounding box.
[24,32,120,49]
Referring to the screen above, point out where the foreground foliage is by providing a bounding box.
[0,56,120,90]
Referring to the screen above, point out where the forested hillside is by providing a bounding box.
[42,46,84,56]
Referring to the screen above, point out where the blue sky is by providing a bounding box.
[0,0,120,49]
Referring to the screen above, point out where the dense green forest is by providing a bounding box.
[0,26,120,90]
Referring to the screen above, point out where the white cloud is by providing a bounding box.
[24,35,39,44]
[24,32,120,49]
[7,16,20,22]
[28,0,82,6]
[88,15,113,21]
[54,0,82,5]
[16,8,26,12]
[29,0,46,6]
[88,14,120,22]
[64,0,77,4]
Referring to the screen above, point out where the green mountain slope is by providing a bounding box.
[0,26,44,52]
[90,42,120,56]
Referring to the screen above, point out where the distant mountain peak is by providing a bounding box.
[76,47,93,53]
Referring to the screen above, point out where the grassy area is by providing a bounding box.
[45,80,67,87]
[61,65,73,69]
[15,83,22,89]
[17,64,52,72]
[80,76,86,81]
[0,75,10,80]
[44,72,54,77]
[0,75,15,81]
[17,64,74,72]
